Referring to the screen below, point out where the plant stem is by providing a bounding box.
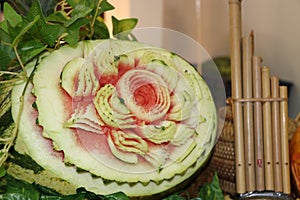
[0,78,24,84]
[90,0,103,38]
[0,60,36,167]
[0,71,21,76]
[13,46,28,80]
[0,90,23,167]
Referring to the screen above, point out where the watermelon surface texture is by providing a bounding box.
[11,39,217,198]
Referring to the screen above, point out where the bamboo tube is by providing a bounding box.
[280,86,291,194]
[252,56,265,191]
[271,76,282,192]
[228,0,246,193]
[242,34,255,192]
[261,66,274,190]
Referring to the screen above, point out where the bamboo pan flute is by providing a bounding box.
[228,0,245,193]
[252,55,265,191]
[228,0,291,195]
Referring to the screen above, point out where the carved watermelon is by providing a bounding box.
[11,39,217,198]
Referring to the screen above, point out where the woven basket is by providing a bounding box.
[209,106,236,195]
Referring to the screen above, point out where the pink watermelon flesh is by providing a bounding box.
[29,40,217,196]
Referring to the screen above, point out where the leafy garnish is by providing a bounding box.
[3,0,57,17]
[162,173,224,200]
[0,175,129,200]
[163,194,186,200]
[2,175,40,199]
[0,0,138,167]
[0,166,6,177]
[0,0,137,69]
[112,16,138,40]
[197,172,224,200]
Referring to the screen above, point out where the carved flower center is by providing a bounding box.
[116,69,170,123]
[133,83,157,111]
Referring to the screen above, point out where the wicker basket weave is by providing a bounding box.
[209,105,236,195]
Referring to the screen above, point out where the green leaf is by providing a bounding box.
[66,0,81,8]
[4,20,20,42]
[46,11,69,24]
[99,0,114,15]
[197,172,224,200]
[40,193,86,200]
[35,185,61,196]
[38,0,58,17]
[112,16,138,39]
[38,23,61,47]
[81,0,98,8]
[163,195,185,200]
[2,193,34,200]
[26,0,60,47]
[0,28,12,43]
[4,175,40,200]
[26,0,44,21]
[93,20,109,39]
[0,20,8,34]
[64,18,89,46]
[0,175,133,200]
[12,15,40,47]
[18,40,47,63]
[3,2,23,28]
[0,2,23,34]
[0,166,6,177]
[0,44,16,69]
[39,187,100,200]
[104,192,129,200]
[65,4,93,27]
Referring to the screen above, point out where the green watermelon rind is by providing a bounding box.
[11,39,217,197]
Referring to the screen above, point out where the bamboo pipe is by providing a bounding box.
[252,56,265,191]
[271,76,283,192]
[280,86,291,194]
[242,34,255,192]
[261,66,274,191]
[228,0,246,193]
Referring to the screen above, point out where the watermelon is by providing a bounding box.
[10,39,217,198]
